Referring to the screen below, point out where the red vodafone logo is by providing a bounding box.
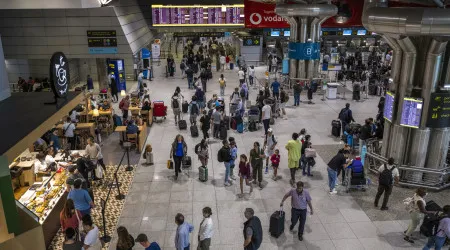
[244,0,290,28]
[249,13,262,25]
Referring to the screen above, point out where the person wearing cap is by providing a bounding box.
[263,128,277,173]
[135,233,161,250]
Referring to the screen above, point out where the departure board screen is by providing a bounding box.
[383,91,395,122]
[400,97,423,128]
[151,5,244,26]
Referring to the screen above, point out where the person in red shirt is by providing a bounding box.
[225,55,230,69]
[238,154,253,197]
[60,199,82,237]
[271,149,281,181]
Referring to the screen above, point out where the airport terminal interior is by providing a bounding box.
[0,0,449,250]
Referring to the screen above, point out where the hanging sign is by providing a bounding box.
[49,52,70,98]
[87,30,116,37]
[288,42,320,60]
[243,36,261,46]
[244,0,289,28]
[426,92,450,128]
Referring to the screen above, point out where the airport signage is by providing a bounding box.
[173,32,225,37]
[243,36,261,46]
[87,38,117,47]
[426,92,450,128]
[88,47,118,54]
[87,30,117,37]
[49,52,70,98]
[288,42,320,60]
[244,0,289,28]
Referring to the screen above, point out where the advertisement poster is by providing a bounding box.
[151,43,161,60]
[244,0,289,28]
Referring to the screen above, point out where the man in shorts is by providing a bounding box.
[264,128,278,173]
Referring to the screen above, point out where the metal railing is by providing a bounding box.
[365,139,450,191]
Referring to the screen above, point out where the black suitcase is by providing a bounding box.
[183,156,192,169]
[425,200,442,212]
[269,209,285,238]
[332,120,341,137]
[223,116,230,130]
[190,125,199,137]
[178,120,187,130]
[182,101,189,113]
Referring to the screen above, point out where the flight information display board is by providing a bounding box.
[426,92,450,128]
[400,97,423,128]
[383,91,395,122]
[151,5,244,26]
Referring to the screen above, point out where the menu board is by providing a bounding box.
[383,91,395,122]
[426,92,450,128]
[152,5,244,26]
[400,97,423,128]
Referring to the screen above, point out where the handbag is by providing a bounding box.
[167,159,174,169]
[94,165,103,179]
[305,148,317,158]
[75,210,83,241]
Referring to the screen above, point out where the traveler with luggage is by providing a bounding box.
[243,208,263,250]
[338,103,355,134]
[374,157,399,210]
[171,93,182,125]
[280,181,313,241]
[170,135,188,181]
[211,107,222,139]
[359,119,373,149]
[285,133,302,187]
[327,150,350,194]
[238,154,253,197]
[199,111,210,140]
[404,188,437,243]
[250,142,265,190]
[195,87,205,114]
[422,205,450,250]
[218,74,226,96]
[174,213,194,250]
[218,140,233,186]
[195,139,209,168]
[197,207,214,250]
[231,87,240,104]
[188,96,200,125]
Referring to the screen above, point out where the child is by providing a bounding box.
[270,149,281,180]
[238,154,253,197]
[229,137,237,180]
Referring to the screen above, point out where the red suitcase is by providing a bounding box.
[153,101,167,118]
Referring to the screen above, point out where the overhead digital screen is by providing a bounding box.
[284,30,290,36]
[383,91,395,122]
[151,5,244,26]
[343,29,352,36]
[357,29,367,35]
[400,97,423,128]
[271,31,280,37]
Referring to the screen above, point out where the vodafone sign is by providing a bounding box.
[245,0,290,28]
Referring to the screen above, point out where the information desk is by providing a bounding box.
[115,124,148,152]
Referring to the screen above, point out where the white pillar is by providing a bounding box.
[0,35,11,101]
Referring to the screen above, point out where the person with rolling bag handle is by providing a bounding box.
[280,181,314,241]
[196,139,209,182]
[422,204,450,250]
[171,92,182,126]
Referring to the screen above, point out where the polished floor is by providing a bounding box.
[107,65,434,250]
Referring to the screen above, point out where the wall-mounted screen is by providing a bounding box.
[383,91,395,122]
[343,29,352,36]
[284,30,290,36]
[270,31,280,37]
[151,5,244,26]
[357,30,367,35]
[400,97,423,128]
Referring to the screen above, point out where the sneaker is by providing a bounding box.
[335,183,339,186]
[230,175,236,180]
[289,225,294,231]
[380,207,389,211]
[224,182,231,186]
[403,236,414,243]
[329,190,338,194]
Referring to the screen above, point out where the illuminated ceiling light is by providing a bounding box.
[222,5,227,12]
[98,0,112,5]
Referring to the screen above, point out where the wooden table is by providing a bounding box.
[129,106,153,126]
[115,124,147,152]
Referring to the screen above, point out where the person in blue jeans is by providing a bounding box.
[423,205,450,250]
[327,150,349,195]
[170,134,188,181]
[271,79,281,100]
[219,140,233,186]
[67,179,95,216]
[293,81,302,106]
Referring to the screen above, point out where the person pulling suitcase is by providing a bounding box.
[280,181,314,241]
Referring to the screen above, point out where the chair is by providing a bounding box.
[140,110,149,125]
[126,133,138,151]
[131,108,140,117]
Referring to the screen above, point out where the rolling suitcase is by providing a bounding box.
[182,101,189,113]
[332,120,341,137]
[223,116,230,130]
[230,117,237,130]
[237,123,244,133]
[183,156,192,169]
[269,208,285,238]
[145,152,154,165]
[425,200,442,211]
[178,119,187,130]
[220,124,227,140]
[190,125,199,137]
[199,166,208,182]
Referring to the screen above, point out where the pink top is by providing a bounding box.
[271,154,280,165]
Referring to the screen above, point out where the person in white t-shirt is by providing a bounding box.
[248,66,255,86]
[198,206,214,249]
[34,152,48,174]
[85,137,106,176]
[261,99,272,135]
[63,117,76,150]
[82,214,102,250]
[219,55,226,72]
[69,110,79,123]
[238,68,245,86]
[271,57,278,73]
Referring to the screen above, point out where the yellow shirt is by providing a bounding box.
[285,139,302,163]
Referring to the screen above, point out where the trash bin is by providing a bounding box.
[326,83,339,99]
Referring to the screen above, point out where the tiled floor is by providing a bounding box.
[107,65,434,250]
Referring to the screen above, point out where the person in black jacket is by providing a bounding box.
[338,103,355,134]
[243,208,262,250]
[359,119,372,149]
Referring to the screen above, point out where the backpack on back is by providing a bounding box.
[339,108,350,122]
[379,164,394,186]
[217,147,230,162]
[240,88,246,98]
[219,79,226,87]
[172,98,179,109]
[190,103,199,115]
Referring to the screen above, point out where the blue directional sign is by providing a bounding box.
[288,42,320,60]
